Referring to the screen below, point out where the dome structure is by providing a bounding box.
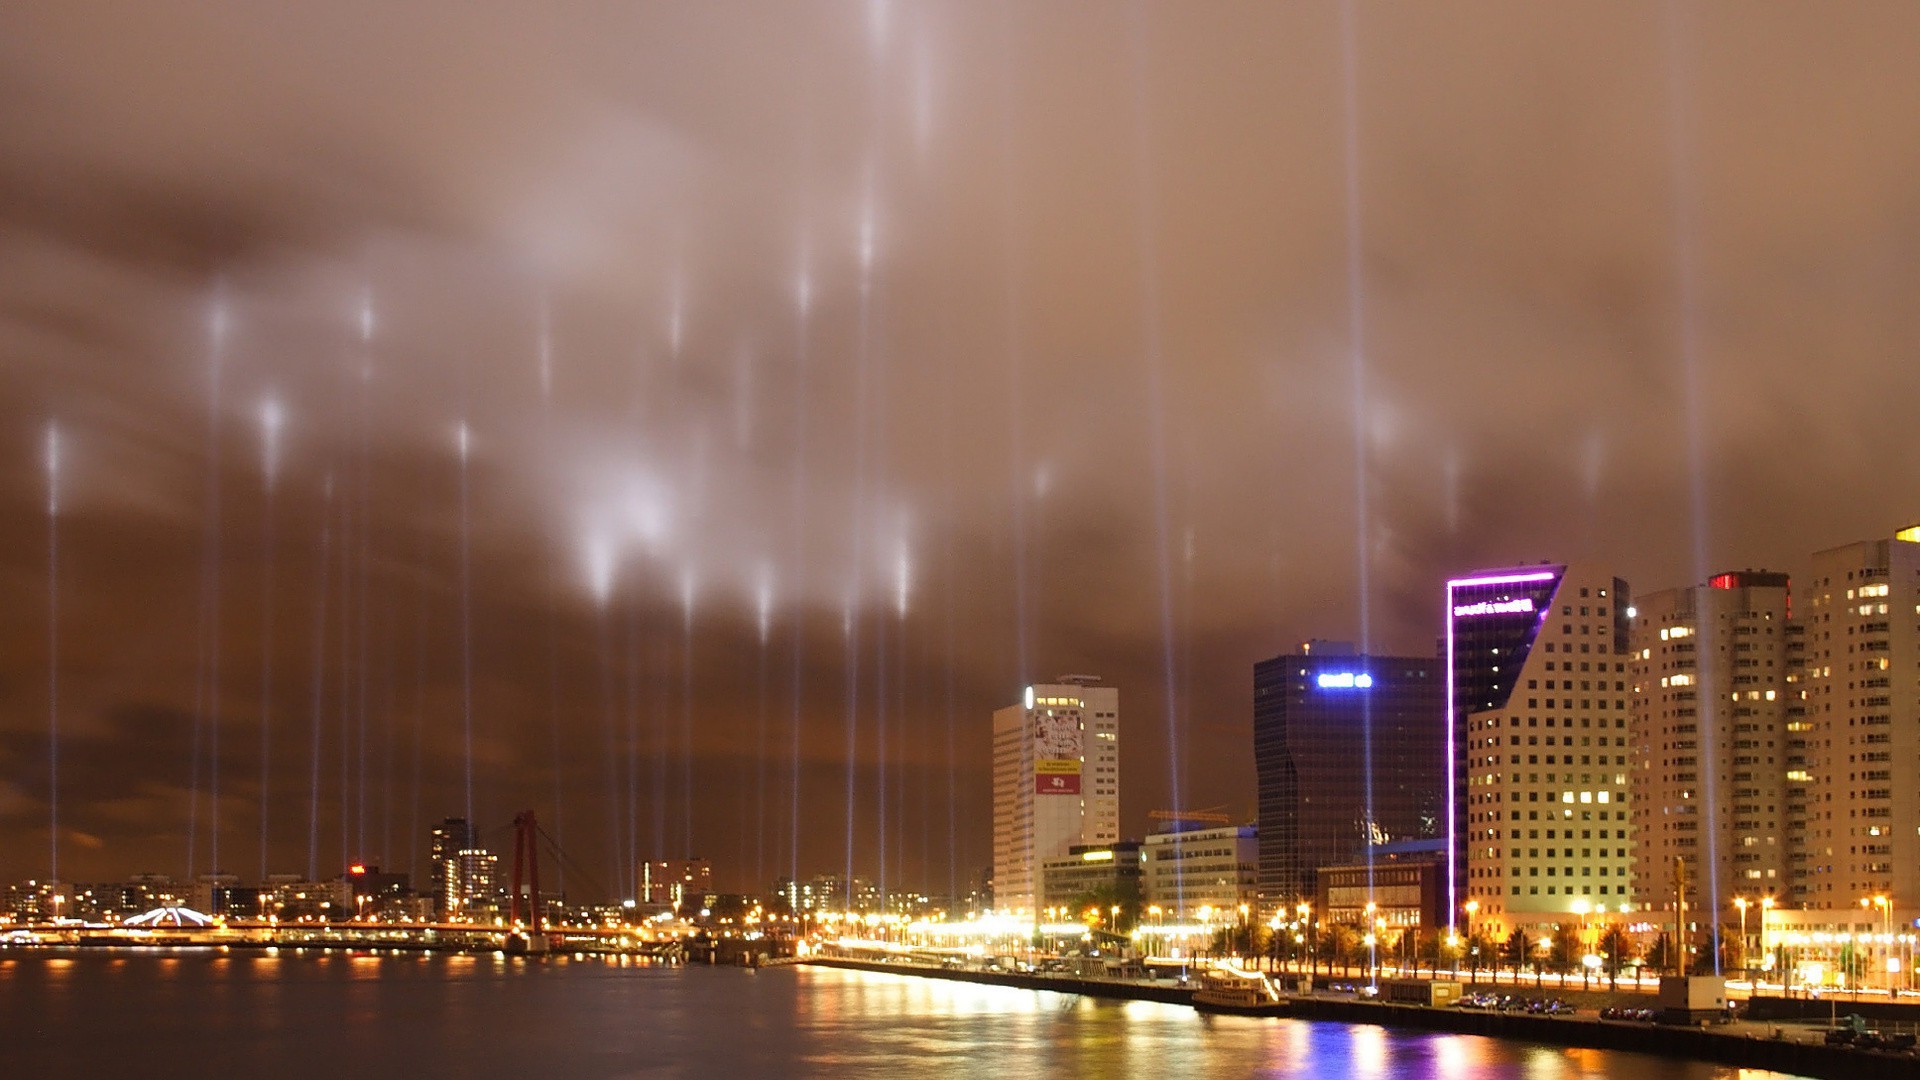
[122,905,216,928]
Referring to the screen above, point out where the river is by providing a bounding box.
[0,950,1807,1078]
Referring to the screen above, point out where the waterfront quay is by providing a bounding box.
[0,919,709,961]
[802,953,1920,1080]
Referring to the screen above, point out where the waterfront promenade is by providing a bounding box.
[802,954,1919,1080]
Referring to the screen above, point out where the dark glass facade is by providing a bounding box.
[1445,567,1563,923]
[1253,644,1444,909]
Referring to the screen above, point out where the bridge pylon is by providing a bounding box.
[506,810,548,954]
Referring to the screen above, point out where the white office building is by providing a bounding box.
[991,676,1119,914]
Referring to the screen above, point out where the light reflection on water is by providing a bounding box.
[0,952,1807,1079]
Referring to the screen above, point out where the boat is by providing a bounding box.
[1191,965,1285,1015]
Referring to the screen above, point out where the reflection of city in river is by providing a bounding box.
[0,952,1806,1079]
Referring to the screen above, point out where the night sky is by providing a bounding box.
[4,2,1920,896]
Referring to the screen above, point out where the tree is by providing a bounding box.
[1466,926,1497,984]
[1411,928,1442,977]
[1599,924,1634,992]
[1551,931,1581,986]
[1066,878,1142,935]
[1718,923,1744,975]
[1646,932,1674,975]
[1327,924,1362,975]
[1504,928,1530,983]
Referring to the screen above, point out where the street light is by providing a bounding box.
[1573,900,1592,989]
[1732,897,1750,981]
[1464,900,1480,985]
[1295,901,1312,977]
[1871,895,1892,993]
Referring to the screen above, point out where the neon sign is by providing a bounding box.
[1316,672,1373,689]
[1451,597,1536,617]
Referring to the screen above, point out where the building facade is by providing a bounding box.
[1143,823,1258,917]
[1039,842,1144,912]
[1630,572,1797,920]
[1314,842,1446,931]
[1794,526,1920,909]
[639,859,712,910]
[1253,642,1443,910]
[447,849,500,918]
[991,677,1120,914]
[429,817,476,919]
[1450,564,1634,932]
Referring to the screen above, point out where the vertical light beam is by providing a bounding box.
[258,398,283,879]
[45,421,61,892]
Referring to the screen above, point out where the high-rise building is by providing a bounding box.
[448,849,500,917]
[1793,525,1920,908]
[1629,572,1798,919]
[1449,564,1633,932]
[429,817,476,919]
[991,676,1119,914]
[1252,642,1443,910]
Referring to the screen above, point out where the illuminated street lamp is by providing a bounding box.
[1463,900,1480,986]
[1573,900,1592,989]
[1732,897,1750,980]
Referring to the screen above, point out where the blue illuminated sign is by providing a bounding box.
[1315,672,1373,689]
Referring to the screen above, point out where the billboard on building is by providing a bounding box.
[1032,707,1082,796]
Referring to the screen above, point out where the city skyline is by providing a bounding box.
[7,3,1920,898]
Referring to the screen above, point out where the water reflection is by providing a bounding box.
[0,954,1808,1080]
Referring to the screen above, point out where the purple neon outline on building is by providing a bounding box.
[1443,566,1561,930]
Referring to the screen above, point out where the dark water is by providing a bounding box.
[0,951,1803,1078]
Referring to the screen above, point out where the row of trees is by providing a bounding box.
[1197,919,1659,991]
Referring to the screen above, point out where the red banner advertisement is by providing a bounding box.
[1036,772,1081,795]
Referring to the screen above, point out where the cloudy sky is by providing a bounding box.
[3,1,1918,896]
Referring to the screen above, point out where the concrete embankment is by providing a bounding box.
[799,957,1916,1080]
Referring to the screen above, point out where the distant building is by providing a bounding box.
[189,874,243,915]
[639,859,712,910]
[1630,572,1797,920]
[261,875,354,922]
[1038,841,1144,912]
[2,880,66,921]
[448,849,500,919]
[1449,563,1633,932]
[1253,642,1443,910]
[991,676,1119,914]
[1143,822,1257,918]
[342,864,412,920]
[430,818,477,919]
[775,873,879,914]
[968,866,993,914]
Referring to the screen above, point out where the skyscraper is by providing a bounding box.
[448,848,500,918]
[1252,641,1443,910]
[1793,525,1920,908]
[429,817,476,919]
[1449,564,1633,932]
[990,676,1118,914]
[1629,572,1798,918]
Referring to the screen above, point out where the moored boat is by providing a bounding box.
[1191,965,1285,1015]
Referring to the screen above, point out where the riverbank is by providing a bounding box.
[800,956,1916,1079]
